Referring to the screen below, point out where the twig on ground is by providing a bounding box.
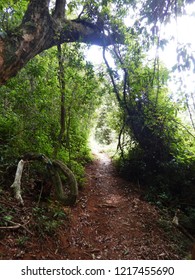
[0,220,33,235]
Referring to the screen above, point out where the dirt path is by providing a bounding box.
[60,150,183,260]
[0,149,186,260]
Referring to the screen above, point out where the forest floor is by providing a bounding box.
[0,148,190,260]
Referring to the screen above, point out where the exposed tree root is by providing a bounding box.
[10,153,78,206]
[10,159,25,206]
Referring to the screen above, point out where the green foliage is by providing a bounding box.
[16,236,29,247]
[32,205,68,236]
[0,0,28,32]
[0,204,15,227]
[95,105,115,145]
[0,0,195,209]
[141,0,195,24]
[0,43,103,186]
[105,33,195,206]
[93,85,119,145]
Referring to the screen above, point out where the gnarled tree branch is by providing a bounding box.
[10,153,78,206]
[0,0,123,85]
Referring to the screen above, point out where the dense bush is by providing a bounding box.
[106,45,195,205]
[0,44,103,186]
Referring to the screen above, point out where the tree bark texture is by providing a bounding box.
[0,0,122,85]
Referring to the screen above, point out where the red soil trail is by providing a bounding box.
[61,150,182,259]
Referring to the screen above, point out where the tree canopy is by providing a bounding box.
[0,0,120,84]
[0,0,194,84]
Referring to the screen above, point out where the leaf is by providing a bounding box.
[3,215,13,222]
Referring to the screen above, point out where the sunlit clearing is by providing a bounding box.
[88,128,118,158]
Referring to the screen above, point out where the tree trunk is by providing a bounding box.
[0,1,122,85]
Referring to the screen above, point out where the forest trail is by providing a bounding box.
[0,148,186,260]
[59,149,183,260]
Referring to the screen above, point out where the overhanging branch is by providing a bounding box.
[0,1,124,85]
[45,19,123,49]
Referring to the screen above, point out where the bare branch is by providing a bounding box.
[0,220,33,234]
[10,160,25,206]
